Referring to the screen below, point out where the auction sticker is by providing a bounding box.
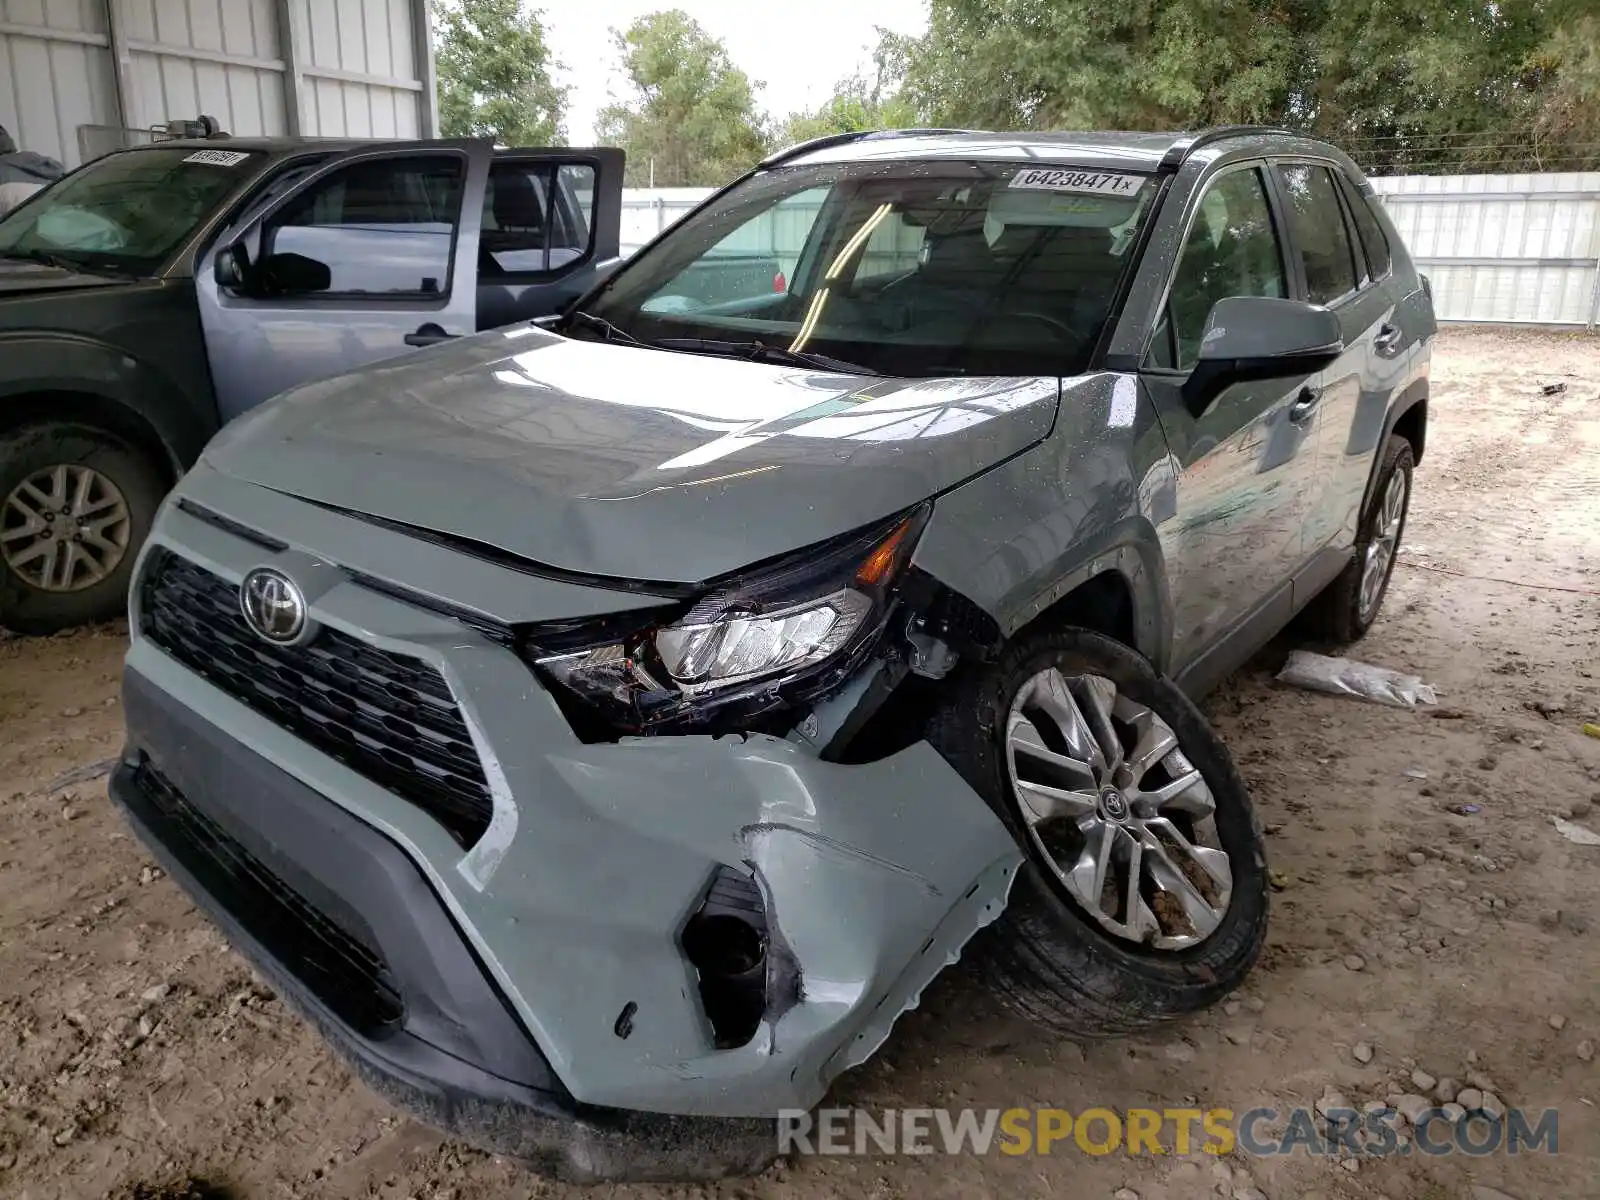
[1008,168,1146,196]
[183,149,252,167]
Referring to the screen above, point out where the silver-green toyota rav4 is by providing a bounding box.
[111,127,1434,1179]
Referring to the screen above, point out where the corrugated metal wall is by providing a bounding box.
[1371,173,1600,329]
[0,0,119,165]
[0,0,432,165]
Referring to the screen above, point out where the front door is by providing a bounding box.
[196,140,492,422]
[1140,162,1319,673]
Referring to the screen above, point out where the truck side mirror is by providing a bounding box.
[1182,296,1344,415]
[256,251,331,296]
[213,242,251,290]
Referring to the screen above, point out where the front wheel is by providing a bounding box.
[928,628,1268,1037]
[0,422,165,635]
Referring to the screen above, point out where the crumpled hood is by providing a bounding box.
[204,327,1061,583]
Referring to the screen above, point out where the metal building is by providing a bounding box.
[0,0,436,167]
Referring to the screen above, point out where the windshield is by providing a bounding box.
[0,145,261,275]
[586,159,1159,377]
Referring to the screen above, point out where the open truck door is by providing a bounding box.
[195,141,625,423]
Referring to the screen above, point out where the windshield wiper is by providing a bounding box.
[0,248,134,277]
[652,337,879,376]
[561,309,650,347]
[0,248,81,272]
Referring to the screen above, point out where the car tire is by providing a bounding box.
[0,422,165,635]
[1309,435,1414,645]
[927,627,1267,1037]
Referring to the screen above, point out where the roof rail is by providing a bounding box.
[1160,125,1297,170]
[759,127,983,168]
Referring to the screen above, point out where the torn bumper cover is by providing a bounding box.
[112,539,1020,1177]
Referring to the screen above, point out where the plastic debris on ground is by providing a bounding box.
[1276,650,1438,708]
[1553,817,1600,847]
[1541,382,1568,396]
[1584,722,1600,740]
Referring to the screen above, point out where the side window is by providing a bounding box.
[1336,171,1392,282]
[481,161,598,276]
[1150,167,1287,372]
[263,155,463,296]
[557,164,596,268]
[1276,164,1361,305]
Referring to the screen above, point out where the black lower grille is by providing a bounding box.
[128,761,403,1035]
[139,550,494,847]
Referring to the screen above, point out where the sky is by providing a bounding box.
[542,1,931,143]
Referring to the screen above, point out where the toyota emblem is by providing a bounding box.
[240,567,308,644]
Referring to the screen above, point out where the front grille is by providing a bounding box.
[128,760,404,1036]
[139,550,494,847]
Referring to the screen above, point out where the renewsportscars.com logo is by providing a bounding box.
[777,1106,1560,1158]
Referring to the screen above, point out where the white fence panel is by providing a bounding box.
[1371,173,1600,328]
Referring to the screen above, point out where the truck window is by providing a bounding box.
[480,161,596,276]
[262,154,465,296]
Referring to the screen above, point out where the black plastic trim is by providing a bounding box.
[111,668,780,1182]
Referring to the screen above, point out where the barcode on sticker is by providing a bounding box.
[1009,169,1145,196]
[183,149,251,168]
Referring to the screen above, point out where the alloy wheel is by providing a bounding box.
[1,464,132,593]
[1359,467,1408,621]
[1005,668,1233,950]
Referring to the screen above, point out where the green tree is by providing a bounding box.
[596,10,769,186]
[774,43,918,149]
[434,0,566,145]
[883,0,1600,174]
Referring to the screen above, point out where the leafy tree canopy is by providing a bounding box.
[435,0,566,146]
[596,10,769,186]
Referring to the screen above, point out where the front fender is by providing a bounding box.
[911,375,1175,670]
[0,331,213,470]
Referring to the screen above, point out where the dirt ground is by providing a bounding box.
[1,326,1597,1200]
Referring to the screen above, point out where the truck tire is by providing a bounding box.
[927,627,1267,1037]
[1308,434,1414,645]
[0,422,164,635]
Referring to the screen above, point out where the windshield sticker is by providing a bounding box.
[182,149,252,168]
[1008,168,1146,196]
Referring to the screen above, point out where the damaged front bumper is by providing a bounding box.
[111,475,1021,1176]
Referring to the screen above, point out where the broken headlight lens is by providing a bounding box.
[655,588,873,695]
[525,504,929,735]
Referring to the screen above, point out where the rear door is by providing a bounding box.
[1268,161,1397,561]
[196,140,491,421]
[475,147,624,330]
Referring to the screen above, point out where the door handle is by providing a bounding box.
[405,323,458,347]
[1288,387,1321,424]
[1374,322,1404,356]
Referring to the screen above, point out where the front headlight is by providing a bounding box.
[524,505,929,737]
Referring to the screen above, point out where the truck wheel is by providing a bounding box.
[1308,435,1414,645]
[0,423,164,635]
[927,627,1267,1036]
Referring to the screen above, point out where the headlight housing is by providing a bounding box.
[524,505,929,738]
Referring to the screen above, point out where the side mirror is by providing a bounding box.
[1182,296,1344,415]
[213,242,251,290]
[256,251,331,296]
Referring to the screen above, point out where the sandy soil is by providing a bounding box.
[1,327,1597,1200]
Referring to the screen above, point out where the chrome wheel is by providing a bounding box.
[1359,467,1408,621]
[1006,668,1232,951]
[1,464,132,593]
